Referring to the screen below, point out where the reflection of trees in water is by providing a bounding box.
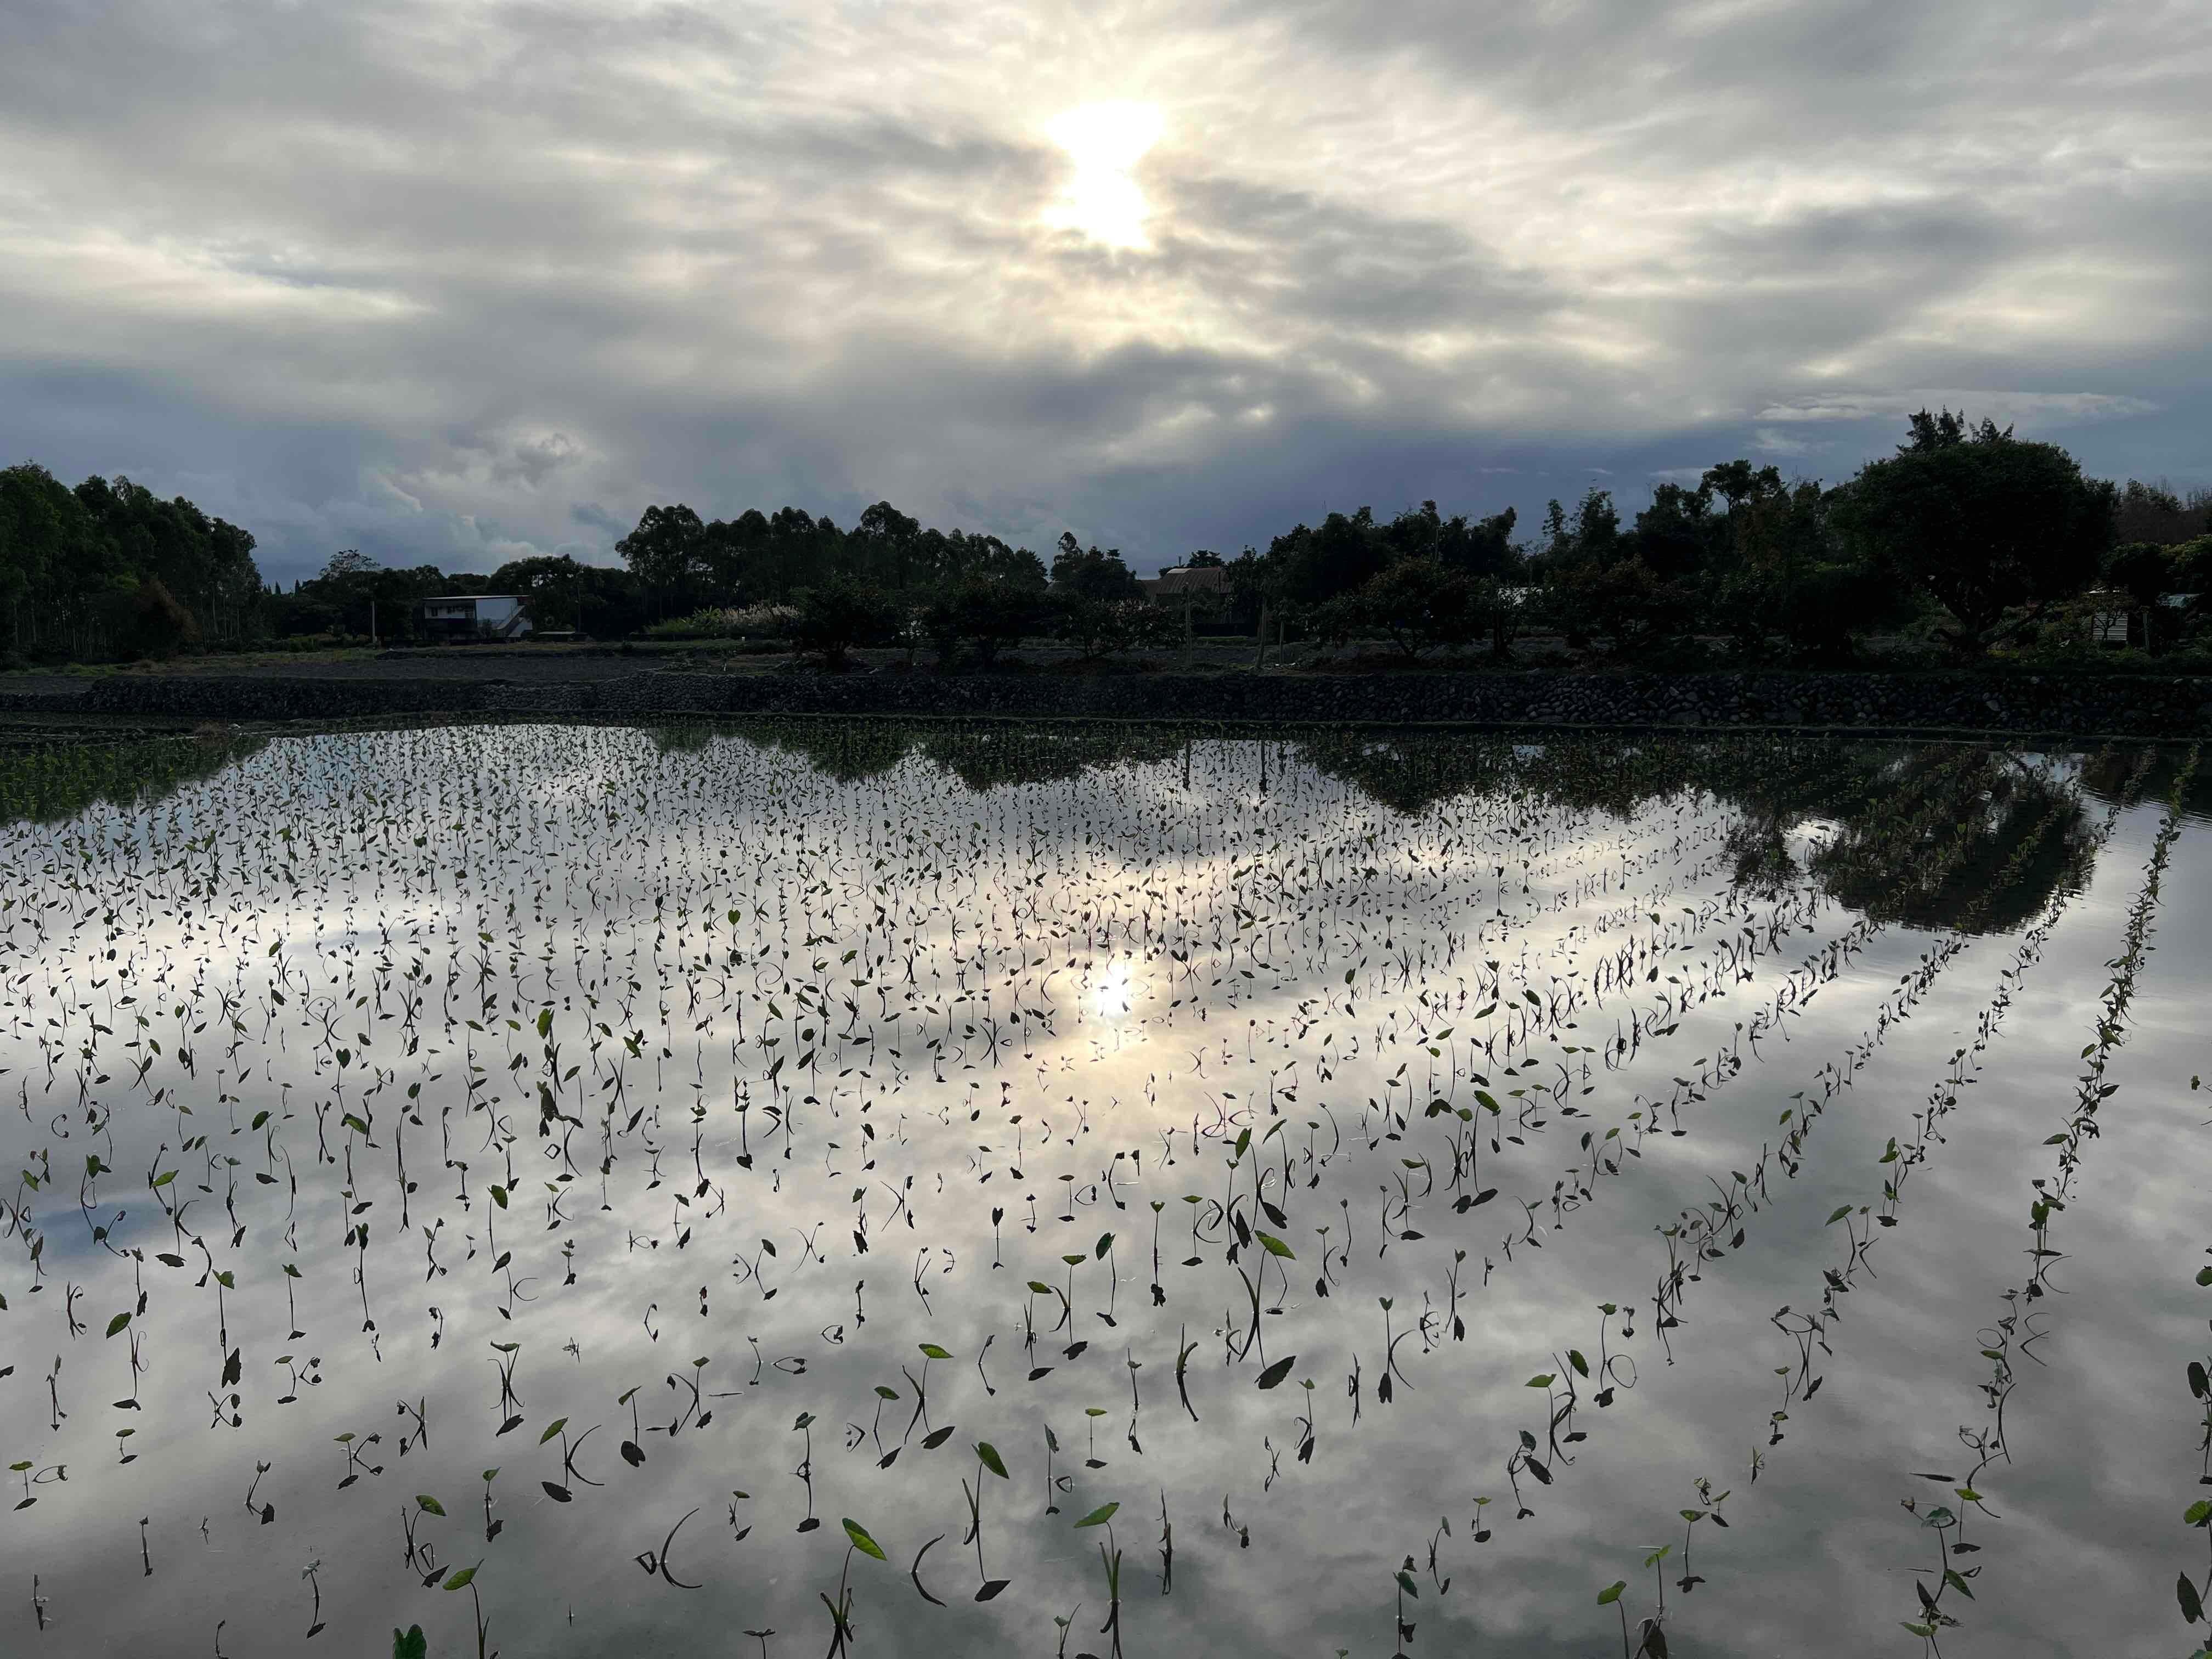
[0,732,270,827]
[1296,729,1857,823]
[1294,733,1515,817]
[648,723,719,755]
[2081,746,2212,825]
[716,719,1189,791]
[718,720,916,782]
[916,725,1188,791]
[7,721,2103,936]
[1802,751,2097,934]
[671,719,2102,934]
[1301,730,2098,935]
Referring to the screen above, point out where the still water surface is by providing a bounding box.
[1,723,2205,1658]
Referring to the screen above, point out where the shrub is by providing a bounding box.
[1049,594,1175,661]
[922,581,1048,668]
[788,578,901,669]
[641,604,799,641]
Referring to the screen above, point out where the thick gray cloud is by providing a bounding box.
[1,0,2205,582]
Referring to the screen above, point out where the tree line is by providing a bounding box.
[1246,415,2211,663]
[594,415,2212,665]
[4,412,2208,668]
[1,464,263,661]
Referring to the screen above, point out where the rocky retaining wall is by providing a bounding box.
[4,670,2207,735]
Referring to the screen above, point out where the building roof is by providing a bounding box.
[1140,566,1230,595]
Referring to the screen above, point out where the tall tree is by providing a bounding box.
[853,501,923,591]
[616,504,709,612]
[1832,409,2113,652]
[1049,533,1141,601]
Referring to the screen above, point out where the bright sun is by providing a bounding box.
[1094,958,1137,1018]
[1045,101,1163,250]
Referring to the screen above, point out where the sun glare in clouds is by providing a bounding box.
[1045,102,1163,250]
[1094,958,1137,1018]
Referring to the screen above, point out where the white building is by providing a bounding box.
[414,595,533,640]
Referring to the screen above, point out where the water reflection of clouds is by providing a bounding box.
[0,730,2198,1656]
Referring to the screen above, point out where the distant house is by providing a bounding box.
[2078,588,2200,647]
[1139,564,1254,636]
[1138,566,1231,601]
[414,595,533,640]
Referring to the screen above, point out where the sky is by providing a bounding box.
[2,0,2207,585]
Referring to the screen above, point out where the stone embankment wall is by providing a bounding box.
[2,670,2207,735]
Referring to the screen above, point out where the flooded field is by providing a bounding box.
[2,721,2207,1659]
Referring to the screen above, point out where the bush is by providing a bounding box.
[788,578,901,669]
[1048,594,1174,661]
[1308,558,1494,659]
[922,581,1048,668]
[641,604,799,641]
[1542,558,1695,657]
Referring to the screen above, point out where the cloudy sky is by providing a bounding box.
[3,0,2207,583]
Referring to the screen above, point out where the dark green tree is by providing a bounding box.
[922,578,1046,667]
[1049,533,1141,601]
[1832,410,2114,652]
[789,575,901,670]
[2112,478,2210,546]
[853,501,924,591]
[1628,481,1722,583]
[484,554,592,630]
[1268,508,1387,608]
[616,503,709,614]
[1312,558,1487,659]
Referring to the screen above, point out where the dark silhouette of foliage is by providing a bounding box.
[923,579,1049,668]
[2,464,261,659]
[1830,409,2115,653]
[3,407,2177,667]
[789,575,901,670]
[1311,559,1491,659]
